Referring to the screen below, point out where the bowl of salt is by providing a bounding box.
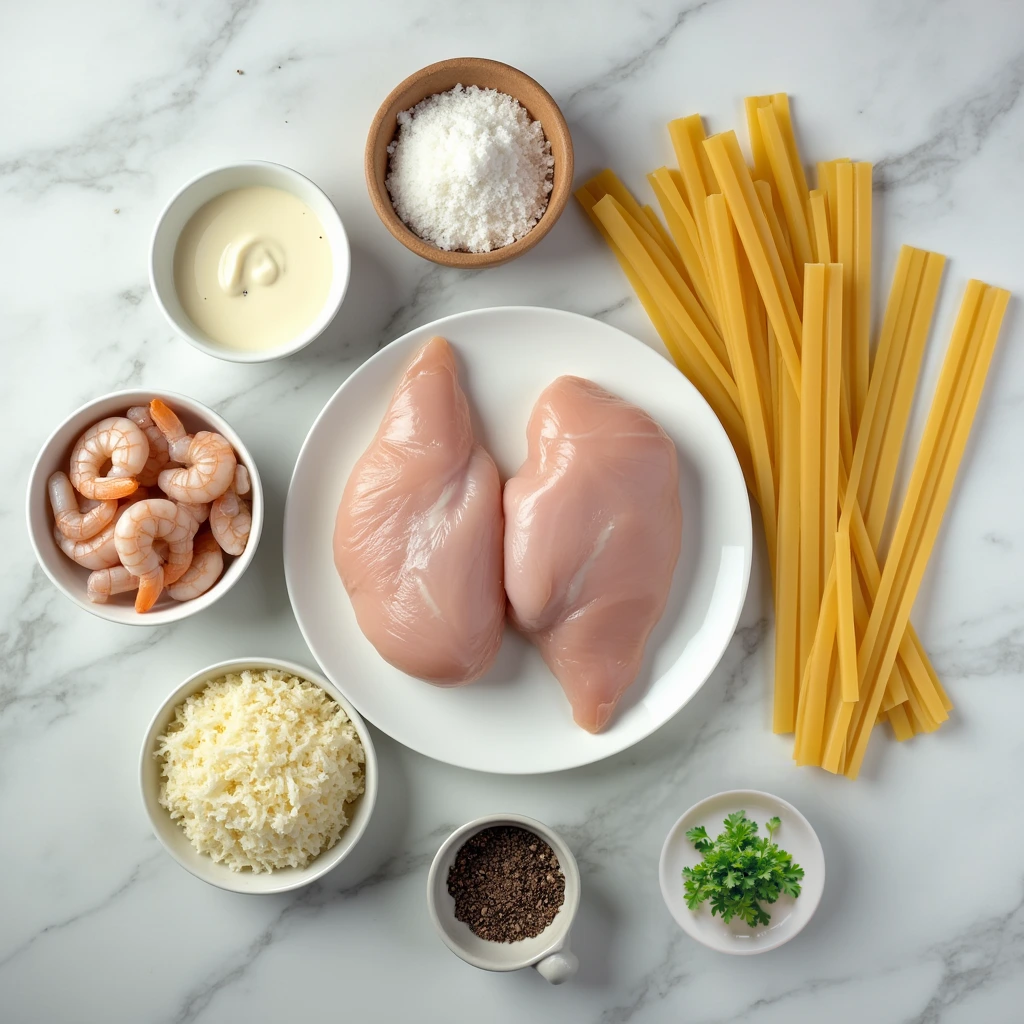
[365,57,573,268]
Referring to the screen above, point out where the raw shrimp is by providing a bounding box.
[69,416,149,500]
[114,498,195,612]
[158,429,237,504]
[54,523,120,570]
[167,532,224,601]
[233,464,250,496]
[148,398,192,463]
[53,489,151,570]
[48,471,116,541]
[178,501,210,527]
[210,488,251,556]
[127,406,172,487]
[150,399,236,503]
[108,518,192,603]
[87,565,139,604]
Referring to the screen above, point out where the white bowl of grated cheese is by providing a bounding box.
[140,657,377,894]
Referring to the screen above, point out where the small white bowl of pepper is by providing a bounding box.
[427,813,580,984]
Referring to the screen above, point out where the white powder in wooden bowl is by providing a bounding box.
[386,84,554,253]
[156,668,365,873]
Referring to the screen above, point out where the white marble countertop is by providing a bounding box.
[3,2,1023,1022]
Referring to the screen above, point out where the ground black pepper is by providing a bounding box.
[447,825,566,942]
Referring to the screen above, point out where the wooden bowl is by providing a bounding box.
[365,57,573,269]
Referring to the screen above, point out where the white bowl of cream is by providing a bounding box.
[150,161,350,362]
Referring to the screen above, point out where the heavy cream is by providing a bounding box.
[173,186,332,351]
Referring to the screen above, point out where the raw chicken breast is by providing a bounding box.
[504,376,682,732]
[334,336,505,685]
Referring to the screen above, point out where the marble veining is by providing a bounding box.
[876,50,1024,194]
[563,0,726,113]
[2,1,1023,1022]
[0,1,261,197]
[0,850,166,973]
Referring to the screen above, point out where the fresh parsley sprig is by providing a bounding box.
[682,811,804,928]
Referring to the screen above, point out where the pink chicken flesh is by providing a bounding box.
[504,376,682,732]
[334,336,505,685]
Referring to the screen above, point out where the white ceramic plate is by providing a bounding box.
[284,306,751,774]
[659,790,825,954]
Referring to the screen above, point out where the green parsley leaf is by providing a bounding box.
[680,811,804,928]
[685,824,713,852]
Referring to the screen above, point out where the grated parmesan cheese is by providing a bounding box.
[385,84,554,253]
[156,669,365,873]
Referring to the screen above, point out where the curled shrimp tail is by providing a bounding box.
[149,399,192,463]
[135,567,165,613]
[149,399,182,435]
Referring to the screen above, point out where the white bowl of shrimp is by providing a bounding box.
[26,389,263,625]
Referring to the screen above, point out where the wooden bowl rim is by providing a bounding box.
[364,57,573,269]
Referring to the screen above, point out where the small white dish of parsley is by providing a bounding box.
[658,790,825,955]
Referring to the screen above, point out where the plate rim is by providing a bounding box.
[284,304,752,774]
